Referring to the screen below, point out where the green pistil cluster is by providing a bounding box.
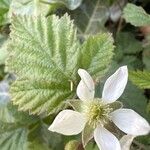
[83,99,112,128]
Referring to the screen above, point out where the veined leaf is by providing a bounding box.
[0,127,52,150]
[0,128,28,150]
[129,71,150,89]
[80,33,114,81]
[6,14,114,115]
[123,3,150,26]
[0,80,39,133]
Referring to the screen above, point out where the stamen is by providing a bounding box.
[82,99,112,128]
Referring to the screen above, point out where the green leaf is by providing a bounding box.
[28,122,62,150]
[6,14,114,115]
[9,0,50,16]
[121,81,150,122]
[123,3,150,26]
[129,70,150,89]
[80,33,114,81]
[143,47,150,70]
[28,139,51,150]
[47,0,82,10]
[0,126,52,150]
[0,128,28,150]
[0,0,11,25]
[115,32,142,54]
[70,0,109,38]
[0,80,39,133]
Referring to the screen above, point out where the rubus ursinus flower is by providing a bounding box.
[48,66,150,150]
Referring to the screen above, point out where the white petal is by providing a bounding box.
[120,135,135,150]
[94,126,121,150]
[111,109,150,136]
[48,109,86,135]
[77,69,95,101]
[102,66,128,103]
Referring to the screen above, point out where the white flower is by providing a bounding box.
[48,66,150,150]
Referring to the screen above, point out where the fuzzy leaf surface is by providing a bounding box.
[129,71,150,89]
[6,14,114,115]
[123,3,150,26]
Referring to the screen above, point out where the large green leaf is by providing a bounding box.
[6,14,114,115]
[129,71,150,89]
[123,3,150,26]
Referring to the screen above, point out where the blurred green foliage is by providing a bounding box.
[0,0,150,150]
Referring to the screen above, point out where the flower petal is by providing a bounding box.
[48,109,86,135]
[120,135,135,150]
[94,126,121,150]
[77,69,95,101]
[102,66,128,103]
[111,109,150,136]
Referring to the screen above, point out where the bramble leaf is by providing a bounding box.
[123,3,150,26]
[129,71,150,89]
[6,14,114,115]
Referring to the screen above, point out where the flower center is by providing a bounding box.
[83,98,112,128]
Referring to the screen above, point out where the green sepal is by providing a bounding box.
[67,99,83,112]
[109,101,123,112]
[82,123,94,148]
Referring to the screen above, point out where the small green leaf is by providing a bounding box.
[80,33,114,81]
[129,71,150,89]
[123,3,150,26]
[6,14,114,115]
